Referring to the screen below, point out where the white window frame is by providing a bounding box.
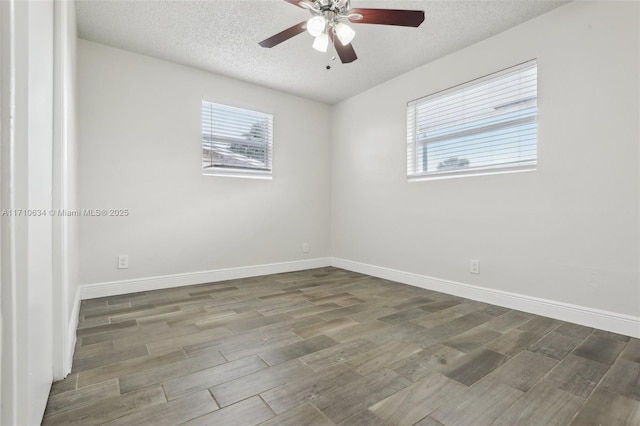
[201,100,274,179]
[407,60,538,181]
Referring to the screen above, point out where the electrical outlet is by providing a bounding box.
[470,259,479,274]
[118,255,129,269]
[302,243,309,253]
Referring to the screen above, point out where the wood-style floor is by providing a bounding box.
[44,267,640,425]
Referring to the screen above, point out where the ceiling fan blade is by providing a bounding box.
[259,22,307,48]
[348,8,425,27]
[283,0,313,9]
[329,31,357,64]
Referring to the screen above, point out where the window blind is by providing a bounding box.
[407,60,537,179]
[201,101,273,176]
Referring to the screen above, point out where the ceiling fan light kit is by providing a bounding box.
[307,15,327,37]
[312,32,329,52]
[259,0,425,65]
[334,22,355,45]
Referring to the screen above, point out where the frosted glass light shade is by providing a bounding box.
[312,33,329,52]
[335,22,355,45]
[307,16,326,37]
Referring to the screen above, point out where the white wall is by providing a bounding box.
[77,40,331,286]
[331,1,639,319]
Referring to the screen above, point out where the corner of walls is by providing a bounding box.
[53,0,80,381]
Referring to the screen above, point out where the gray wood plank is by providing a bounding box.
[315,301,381,321]
[573,334,627,365]
[570,389,640,426]
[621,338,640,363]
[379,308,429,324]
[258,335,339,366]
[75,319,139,337]
[77,350,187,388]
[492,383,583,426]
[369,373,466,425]
[312,368,411,424]
[71,345,149,373]
[431,377,523,426]
[382,322,439,348]
[258,403,333,426]
[44,379,120,417]
[100,389,218,426]
[336,409,390,426]
[528,331,583,360]
[442,326,501,353]
[480,305,511,316]
[49,373,78,396]
[286,302,342,318]
[347,306,399,323]
[554,322,594,339]
[418,300,462,314]
[109,305,181,323]
[172,308,245,328]
[599,358,640,401]
[181,395,275,426]
[543,353,610,399]
[74,340,115,358]
[224,312,292,333]
[293,317,359,339]
[592,329,632,342]
[41,386,166,426]
[413,309,464,329]
[481,310,534,333]
[484,329,541,356]
[413,416,445,426]
[517,317,562,335]
[217,331,304,361]
[345,340,421,375]
[389,344,465,382]
[488,350,558,392]
[118,351,227,394]
[441,348,508,386]
[261,363,361,414]
[77,317,111,329]
[111,324,201,349]
[388,296,435,310]
[300,338,378,371]
[80,321,169,346]
[162,355,268,400]
[434,311,495,336]
[323,320,391,343]
[210,358,314,407]
[146,326,234,355]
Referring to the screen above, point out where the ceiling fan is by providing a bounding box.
[259,0,425,64]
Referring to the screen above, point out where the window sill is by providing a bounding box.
[202,169,273,180]
[408,163,536,182]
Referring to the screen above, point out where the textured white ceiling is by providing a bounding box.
[76,0,570,104]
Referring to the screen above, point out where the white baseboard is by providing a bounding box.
[331,257,640,338]
[65,287,81,375]
[80,258,332,300]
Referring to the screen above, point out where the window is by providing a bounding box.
[201,101,273,178]
[407,60,537,180]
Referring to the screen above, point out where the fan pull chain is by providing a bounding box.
[326,33,336,70]
[326,34,331,70]
[326,48,331,70]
